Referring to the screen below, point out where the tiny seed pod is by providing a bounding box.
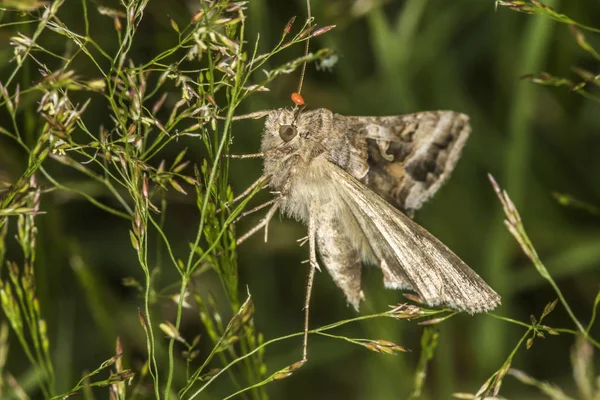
[291,92,305,106]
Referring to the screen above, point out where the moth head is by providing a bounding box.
[262,109,303,149]
[261,108,336,166]
[261,107,345,190]
[265,108,332,140]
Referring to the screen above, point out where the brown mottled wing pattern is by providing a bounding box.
[341,111,470,216]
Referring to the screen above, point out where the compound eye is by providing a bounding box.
[278,125,297,142]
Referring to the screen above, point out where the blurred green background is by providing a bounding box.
[1,0,600,399]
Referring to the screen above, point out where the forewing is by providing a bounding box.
[322,160,500,313]
[342,111,470,215]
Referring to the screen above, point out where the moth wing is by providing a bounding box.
[343,111,470,215]
[315,202,364,311]
[322,160,500,313]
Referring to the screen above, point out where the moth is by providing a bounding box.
[234,105,500,358]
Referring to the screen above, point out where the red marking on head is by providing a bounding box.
[291,92,305,106]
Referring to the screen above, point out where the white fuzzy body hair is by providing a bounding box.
[261,108,355,222]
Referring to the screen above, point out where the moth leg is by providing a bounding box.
[231,110,271,121]
[226,152,264,159]
[296,235,308,246]
[262,200,280,242]
[233,199,277,223]
[215,110,271,121]
[217,175,270,215]
[302,206,320,361]
[236,201,280,245]
[315,207,363,311]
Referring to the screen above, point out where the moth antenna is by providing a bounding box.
[294,0,312,105]
[292,104,306,125]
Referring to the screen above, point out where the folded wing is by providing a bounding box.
[323,160,500,313]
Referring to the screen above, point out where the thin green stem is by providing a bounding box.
[482,0,559,366]
[39,168,131,220]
